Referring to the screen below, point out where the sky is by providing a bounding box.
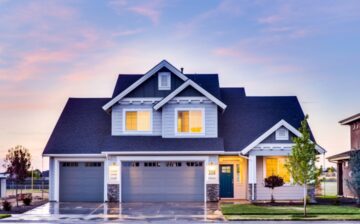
[0,0,359,171]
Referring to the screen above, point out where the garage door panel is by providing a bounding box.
[60,162,104,202]
[122,161,204,202]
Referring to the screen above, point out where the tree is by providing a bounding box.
[264,175,284,203]
[285,115,321,217]
[346,150,360,205]
[3,145,31,207]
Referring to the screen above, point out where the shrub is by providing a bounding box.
[22,196,32,206]
[264,175,284,203]
[2,200,12,211]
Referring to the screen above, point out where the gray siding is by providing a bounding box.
[162,103,218,138]
[256,156,303,200]
[112,104,162,136]
[49,157,55,201]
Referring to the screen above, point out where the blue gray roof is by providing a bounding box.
[43,75,312,155]
[43,98,224,154]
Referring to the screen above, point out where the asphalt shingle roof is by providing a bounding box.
[43,75,313,155]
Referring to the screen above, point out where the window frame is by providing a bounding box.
[275,127,289,140]
[174,108,205,136]
[263,157,292,185]
[122,108,153,134]
[158,72,171,90]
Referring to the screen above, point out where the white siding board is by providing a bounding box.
[256,156,303,201]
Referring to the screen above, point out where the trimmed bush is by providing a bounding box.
[2,200,12,211]
[22,196,32,206]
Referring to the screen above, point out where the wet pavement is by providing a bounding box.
[2,202,225,223]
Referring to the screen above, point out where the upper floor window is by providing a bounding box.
[158,72,171,90]
[176,109,204,134]
[275,127,289,140]
[124,109,152,132]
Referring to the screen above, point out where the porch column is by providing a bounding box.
[248,155,257,201]
[337,162,343,196]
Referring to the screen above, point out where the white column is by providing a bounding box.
[248,155,257,200]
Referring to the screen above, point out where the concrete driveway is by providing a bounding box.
[3,202,224,223]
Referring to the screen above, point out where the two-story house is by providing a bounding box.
[328,113,360,197]
[43,60,325,203]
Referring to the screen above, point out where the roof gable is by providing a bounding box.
[241,119,326,154]
[153,79,227,110]
[103,60,188,112]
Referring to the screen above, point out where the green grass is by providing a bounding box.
[221,204,360,220]
[0,214,11,219]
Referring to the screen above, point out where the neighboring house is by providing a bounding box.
[328,113,360,197]
[0,173,8,198]
[43,60,325,203]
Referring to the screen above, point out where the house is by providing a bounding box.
[43,60,325,203]
[328,113,360,197]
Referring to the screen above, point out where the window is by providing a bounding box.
[123,162,139,167]
[166,162,182,167]
[186,161,203,167]
[177,109,204,134]
[265,157,291,183]
[85,162,102,167]
[62,162,78,167]
[124,110,151,132]
[275,127,289,140]
[144,162,161,167]
[221,166,231,173]
[158,72,171,90]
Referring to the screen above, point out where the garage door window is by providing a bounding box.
[123,162,140,167]
[144,162,160,167]
[186,161,203,167]
[62,162,78,167]
[166,162,182,167]
[85,162,102,167]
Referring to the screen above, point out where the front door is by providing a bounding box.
[219,165,234,198]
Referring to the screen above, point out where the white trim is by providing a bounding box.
[153,80,227,111]
[122,108,153,134]
[53,157,106,202]
[116,155,209,203]
[158,72,171,90]
[102,151,226,155]
[174,107,205,137]
[103,60,188,111]
[241,119,326,155]
[43,154,105,157]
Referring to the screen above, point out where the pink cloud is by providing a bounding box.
[213,48,271,64]
[129,5,160,25]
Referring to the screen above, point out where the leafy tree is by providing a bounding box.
[264,175,284,203]
[346,150,360,205]
[3,145,31,207]
[285,115,321,216]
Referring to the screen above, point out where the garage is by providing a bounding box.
[59,161,104,202]
[122,161,205,202]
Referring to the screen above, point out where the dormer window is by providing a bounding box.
[123,109,152,133]
[158,72,171,90]
[275,127,289,140]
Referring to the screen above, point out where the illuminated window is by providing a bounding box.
[125,110,151,132]
[265,157,291,183]
[177,110,203,134]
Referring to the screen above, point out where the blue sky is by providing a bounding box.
[0,0,359,169]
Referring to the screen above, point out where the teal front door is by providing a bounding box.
[220,165,234,198]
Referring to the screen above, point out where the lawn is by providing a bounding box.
[221,204,360,220]
[0,214,11,219]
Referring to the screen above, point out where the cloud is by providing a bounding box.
[112,28,144,37]
[108,0,164,25]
